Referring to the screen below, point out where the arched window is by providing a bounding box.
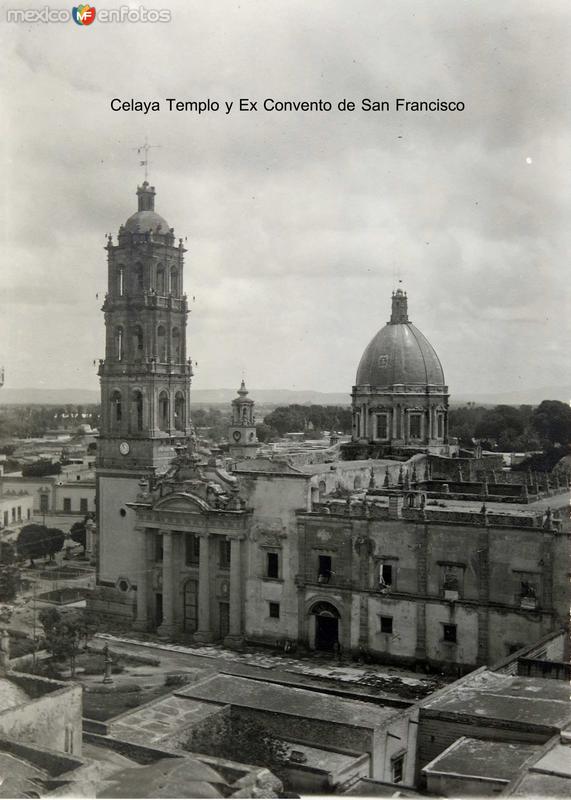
[117,266,125,297]
[170,267,178,296]
[131,390,143,432]
[158,391,169,431]
[110,390,122,428]
[132,325,144,360]
[156,265,165,294]
[134,262,144,293]
[157,325,167,361]
[242,406,248,423]
[115,326,124,361]
[172,328,181,362]
[174,392,185,431]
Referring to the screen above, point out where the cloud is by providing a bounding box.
[0,0,569,396]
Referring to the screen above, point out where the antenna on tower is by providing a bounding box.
[133,136,162,181]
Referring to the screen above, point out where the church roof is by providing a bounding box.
[355,290,445,388]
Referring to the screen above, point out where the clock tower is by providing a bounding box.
[95,181,193,599]
[228,380,258,459]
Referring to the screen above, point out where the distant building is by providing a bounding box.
[228,380,258,460]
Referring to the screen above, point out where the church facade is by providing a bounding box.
[92,181,569,671]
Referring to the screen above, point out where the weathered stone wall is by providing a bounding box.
[0,676,82,755]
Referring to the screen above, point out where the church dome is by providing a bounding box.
[123,181,171,234]
[356,290,445,388]
[124,209,171,234]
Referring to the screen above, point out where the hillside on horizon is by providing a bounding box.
[0,386,570,407]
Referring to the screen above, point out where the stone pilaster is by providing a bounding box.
[134,528,151,631]
[194,533,214,643]
[224,537,244,648]
[415,524,428,661]
[158,531,176,638]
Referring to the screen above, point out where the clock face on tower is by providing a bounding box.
[233,431,242,442]
[119,441,130,455]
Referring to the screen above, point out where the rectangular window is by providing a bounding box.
[318,554,332,583]
[154,536,163,563]
[266,551,279,579]
[79,498,88,513]
[11,508,15,521]
[380,563,393,587]
[409,413,422,439]
[269,602,280,619]
[219,539,231,570]
[185,534,200,566]
[380,615,393,634]
[392,754,404,784]
[437,414,444,439]
[443,623,457,643]
[3,511,7,526]
[27,509,31,519]
[17,506,21,520]
[519,578,538,609]
[63,498,72,512]
[376,414,388,440]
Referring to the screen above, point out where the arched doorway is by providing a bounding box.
[310,601,340,652]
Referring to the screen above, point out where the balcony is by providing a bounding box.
[520,596,537,610]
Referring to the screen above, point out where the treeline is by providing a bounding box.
[259,405,353,442]
[0,405,100,439]
[449,400,571,452]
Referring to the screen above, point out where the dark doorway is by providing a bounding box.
[183,580,198,634]
[155,593,163,627]
[315,614,339,651]
[219,602,230,639]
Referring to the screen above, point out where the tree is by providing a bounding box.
[22,461,62,478]
[531,400,571,447]
[70,520,87,553]
[256,423,279,443]
[45,528,65,561]
[0,542,20,602]
[185,717,288,782]
[17,524,49,567]
[39,606,83,677]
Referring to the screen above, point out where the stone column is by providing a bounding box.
[158,531,176,638]
[194,534,214,643]
[224,537,244,648]
[134,529,150,631]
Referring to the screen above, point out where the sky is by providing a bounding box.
[1,0,570,397]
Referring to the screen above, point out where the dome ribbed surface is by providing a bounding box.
[356,322,445,387]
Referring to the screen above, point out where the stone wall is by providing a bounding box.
[0,674,82,755]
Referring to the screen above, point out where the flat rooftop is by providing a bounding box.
[422,670,571,730]
[507,741,571,797]
[179,674,396,729]
[283,741,365,776]
[422,737,539,782]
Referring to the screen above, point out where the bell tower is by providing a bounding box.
[95,181,193,600]
[98,181,192,472]
[228,380,258,459]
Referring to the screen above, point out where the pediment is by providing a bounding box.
[152,492,210,513]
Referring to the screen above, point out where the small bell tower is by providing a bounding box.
[228,380,258,459]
